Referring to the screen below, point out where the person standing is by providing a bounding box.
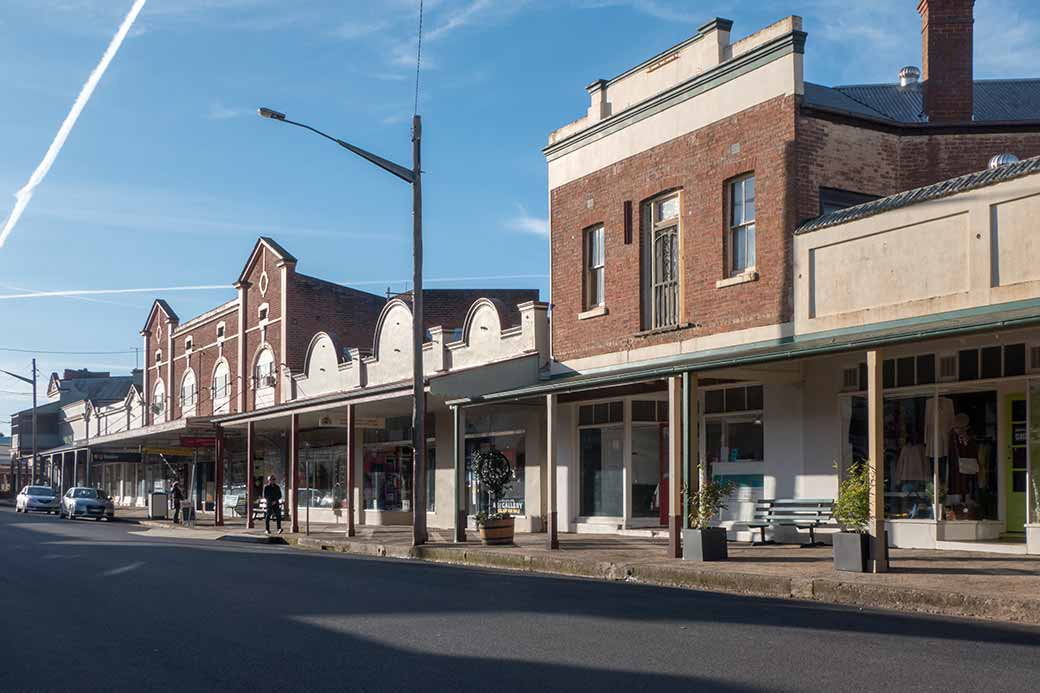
[171,481,185,524]
[263,475,283,535]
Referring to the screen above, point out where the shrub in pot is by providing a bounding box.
[683,470,735,561]
[473,448,516,545]
[832,459,886,572]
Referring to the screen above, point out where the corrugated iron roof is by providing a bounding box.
[804,79,1040,123]
[796,155,1040,234]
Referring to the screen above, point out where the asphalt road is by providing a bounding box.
[1,506,1039,692]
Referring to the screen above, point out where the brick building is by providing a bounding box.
[459,1,1040,560]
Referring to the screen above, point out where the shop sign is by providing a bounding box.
[356,417,386,429]
[143,446,195,458]
[180,436,216,448]
[91,451,142,463]
[317,414,385,429]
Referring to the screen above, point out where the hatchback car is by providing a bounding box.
[16,485,61,514]
[62,487,115,521]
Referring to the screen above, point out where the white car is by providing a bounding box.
[62,487,115,521]
[16,485,61,514]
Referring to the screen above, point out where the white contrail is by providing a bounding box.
[0,274,549,301]
[0,0,148,249]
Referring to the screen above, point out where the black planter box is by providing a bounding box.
[683,527,728,561]
[832,531,889,572]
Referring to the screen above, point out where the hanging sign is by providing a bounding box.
[181,436,216,448]
[91,451,142,463]
[144,446,194,458]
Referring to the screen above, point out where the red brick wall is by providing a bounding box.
[918,0,975,123]
[168,307,238,419]
[286,275,386,372]
[550,95,798,363]
[241,249,284,412]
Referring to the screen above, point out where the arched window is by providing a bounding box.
[212,360,231,415]
[254,348,276,408]
[180,369,197,415]
[152,380,166,421]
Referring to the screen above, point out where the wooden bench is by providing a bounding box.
[747,498,834,547]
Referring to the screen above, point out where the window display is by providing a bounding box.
[363,446,412,511]
[466,434,524,516]
[705,385,764,465]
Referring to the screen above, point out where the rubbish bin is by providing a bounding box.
[148,491,168,519]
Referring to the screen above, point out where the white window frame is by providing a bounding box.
[258,303,270,322]
[180,369,197,414]
[584,224,605,309]
[702,384,764,465]
[184,337,193,352]
[728,174,756,276]
[216,322,226,341]
[643,192,681,330]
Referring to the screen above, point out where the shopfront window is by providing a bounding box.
[1030,382,1040,526]
[465,433,525,516]
[705,385,764,465]
[631,399,667,520]
[579,401,624,517]
[363,445,412,511]
[300,443,347,509]
[939,391,998,522]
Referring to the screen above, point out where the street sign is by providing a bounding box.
[181,437,216,448]
[143,446,194,458]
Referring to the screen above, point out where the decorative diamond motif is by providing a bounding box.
[259,271,269,296]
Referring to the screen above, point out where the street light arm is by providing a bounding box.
[276,117,415,184]
[0,368,33,386]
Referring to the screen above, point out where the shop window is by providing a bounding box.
[981,346,1002,380]
[728,174,756,276]
[959,349,979,381]
[579,427,623,516]
[584,224,605,309]
[705,385,764,465]
[465,434,524,517]
[1004,343,1026,377]
[632,400,668,423]
[642,192,680,330]
[883,359,896,389]
[917,354,936,384]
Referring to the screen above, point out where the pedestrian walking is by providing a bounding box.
[171,481,185,524]
[263,475,283,535]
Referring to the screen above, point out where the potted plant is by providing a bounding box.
[832,459,885,572]
[683,469,735,561]
[472,448,516,545]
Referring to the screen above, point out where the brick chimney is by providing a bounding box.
[917,0,975,123]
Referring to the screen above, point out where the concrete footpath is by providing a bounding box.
[126,509,1040,627]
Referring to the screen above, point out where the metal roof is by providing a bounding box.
[804,79,1040,124]
[796,155,1040,235]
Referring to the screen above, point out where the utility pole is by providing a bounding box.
[411,114,427,546]
[2,359,38,486]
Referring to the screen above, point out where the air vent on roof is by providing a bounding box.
[989,153,1020,169]
[899,66,920,87]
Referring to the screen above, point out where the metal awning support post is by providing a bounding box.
[290,414,300,534]
[546,394,559,550]
[346,404,356,537]
[668,377,683,558]
[246,421,256,529]
[867,350,889,573]
[453,405,466,543]
[214,427,225,527]
[682,373,699,534]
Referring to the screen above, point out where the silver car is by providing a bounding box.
[62,487,115,521]
[16,485,61,514]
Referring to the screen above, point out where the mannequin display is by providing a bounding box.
[925,396,955,458]
[947,413,979,518]
[895,443,929,481]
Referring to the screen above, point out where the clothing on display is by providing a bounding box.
[924,397,955,458]
[894,444,929,481]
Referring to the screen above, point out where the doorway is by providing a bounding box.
[1007,394,1027,533]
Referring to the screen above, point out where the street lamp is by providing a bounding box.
[257,107,427,546]
[2,359,38,488]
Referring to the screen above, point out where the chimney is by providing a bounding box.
[917,0,975,123]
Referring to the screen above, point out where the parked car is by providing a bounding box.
[15,485,60,514]
[62,487,115,521]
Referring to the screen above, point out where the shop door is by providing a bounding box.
[1007,395,1027,533]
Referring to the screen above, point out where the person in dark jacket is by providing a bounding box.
[171,482,185,524]
[263,475,283,534]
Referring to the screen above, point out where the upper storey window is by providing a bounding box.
[729,175,756,276]
[643,193,680,330]
[584,225,605,309]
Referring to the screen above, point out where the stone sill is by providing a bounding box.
[578,305,609,320]
[716,271,759,289]
[634,322,697,338]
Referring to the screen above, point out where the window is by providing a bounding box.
[155,350,162,364]
[180,370,197,412]
[643,193,680,329]
[216,322,226,339]
[254,348,276,408]
[152,381,166,420]
[729,175,756,275]
[584,225,605,309]
[578,401,624,517]
[212,361,231,414]
[184,337,193,352]
[705,385,763,465]
[258,303,269,321]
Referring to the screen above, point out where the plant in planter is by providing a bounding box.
[472,447,516,545]
[832,459,883,572]
[683,469,735,561]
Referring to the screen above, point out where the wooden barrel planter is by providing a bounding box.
[479,517,515,545]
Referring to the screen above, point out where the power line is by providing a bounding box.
[0,347,136,355]
[414,0,424,115]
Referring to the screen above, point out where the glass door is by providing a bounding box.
[1007,395,1027,533]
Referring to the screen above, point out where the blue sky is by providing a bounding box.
[2,0,1039,426]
